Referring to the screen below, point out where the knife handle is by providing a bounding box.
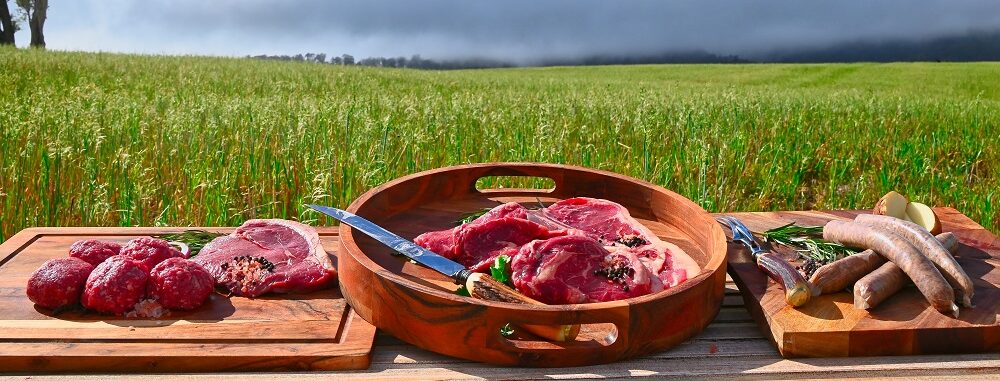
[465,272,540,305]
[755,251,812,307]
[465,273,581,341]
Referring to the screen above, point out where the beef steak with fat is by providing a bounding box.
[454,217,560,272]
[511,235,653,304]
[193,219,335,297]
[541,197,700,289]
[413,202,531,264]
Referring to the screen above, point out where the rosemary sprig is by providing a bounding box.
[455,208,492,225]
[760,223,859,264]
[154,230,226,258]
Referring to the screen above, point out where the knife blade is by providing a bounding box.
[308,204,581,341]
[308,204,471,281]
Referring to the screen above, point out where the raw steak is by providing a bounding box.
[413,202,529,259]
[454,217,559,272]
[193,219,335,298]
[541,197,700,289]
[413,228,458,258]
[511,235,653,304]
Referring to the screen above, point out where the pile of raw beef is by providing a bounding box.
[415,197,700,304]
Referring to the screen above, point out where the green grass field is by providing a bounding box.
[1,47,997,242]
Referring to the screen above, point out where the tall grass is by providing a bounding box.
[1,47,997,241]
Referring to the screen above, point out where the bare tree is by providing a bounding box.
[15,0,45,48]
[0,1,16,45]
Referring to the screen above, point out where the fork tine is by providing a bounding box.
[725,217,755,240]
[731,219,753,238]
[717,216,737,227]
[717,216,749,242]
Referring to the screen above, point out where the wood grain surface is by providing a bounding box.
[337,163,729,367]
[722,208,1000,358]
[0,227,377,373]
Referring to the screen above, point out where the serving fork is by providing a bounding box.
[717,215,812,307]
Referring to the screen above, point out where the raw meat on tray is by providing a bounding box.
[512,235,653,304]
[413,198,700,304]
[541,197,701,290]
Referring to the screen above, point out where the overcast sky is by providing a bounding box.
[15,0,1000,62]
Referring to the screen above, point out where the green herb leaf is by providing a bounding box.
[456,208,492,225]
[760,223,859,269]
[491,255,513,286]
[154,230,226,258]
[500,323,514,338]
[455,285,471,297]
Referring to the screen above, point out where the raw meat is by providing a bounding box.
[473,202,529,222]
[120,237,184,272]
[454,217,559,272]
[82,256,149,315]
[413,228,458,258]
[413,202,529,258]
[193,219,335,298]
[69,240,122,267]
[148,258,214,310]
[511,235,653,304]
[26,257,95,309]
[542,197,700,289]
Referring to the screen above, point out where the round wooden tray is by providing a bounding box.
[338,163,727,367]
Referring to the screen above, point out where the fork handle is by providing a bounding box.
[755,251,812,307]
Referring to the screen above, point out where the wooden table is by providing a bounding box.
[2,274,997,380]
[2,206,999,379]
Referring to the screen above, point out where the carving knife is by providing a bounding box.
[307,204,580,341]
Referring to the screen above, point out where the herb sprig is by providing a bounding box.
[760,223,859,264]
[154,230,226,258]
[456,208,492,225]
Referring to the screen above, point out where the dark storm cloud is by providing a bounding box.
[42,1,1000,61]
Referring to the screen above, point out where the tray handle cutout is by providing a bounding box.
[475,176,557,194]
[467,164,566,195]
[484,307,630,357]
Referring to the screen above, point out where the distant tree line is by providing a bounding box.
[247,51,738,70]
[251,29,1000,70]
[248,53,515,69]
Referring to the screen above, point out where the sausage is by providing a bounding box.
[853,233,961,310]
[809,250,886,296]
[855,214,974,307]
[823,220,956,317]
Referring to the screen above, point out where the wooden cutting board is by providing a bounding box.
[0,227,377,373]
[721,208,999,358]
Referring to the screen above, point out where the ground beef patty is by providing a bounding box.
[148,257,214,310]
[26,257,95,309]
[69,240,122,267]
[82,256,149,315]
[120,237,183,271]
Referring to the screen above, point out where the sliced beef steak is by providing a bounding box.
[193,219,335,297]
[541,197,700,289]
[454,217,559,272]
[413,202,531,262]
[413,228,459,259]
[511,235,653,304]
